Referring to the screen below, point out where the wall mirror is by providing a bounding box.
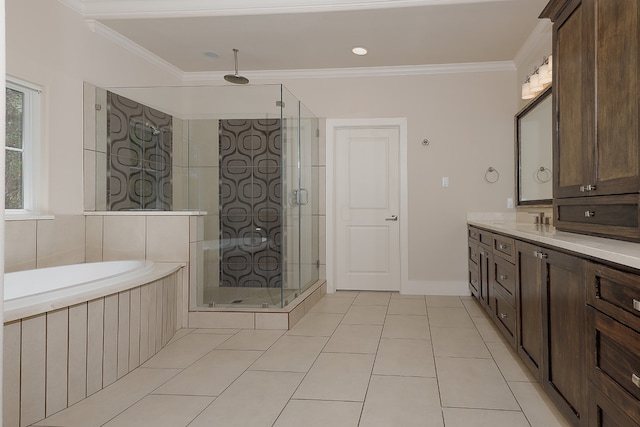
[516,86,552,206]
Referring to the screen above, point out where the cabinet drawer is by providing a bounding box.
[468,242,479,267]
[555,195,640,242]
[588,307,640,418]
[468,226,480,242]
[493,291,516,346]
[492,256,516,306]
[587,263,640,332]
[477,229,493,248]
[588,383,640,427]
[492,235,515,263]
[557,202,638,227]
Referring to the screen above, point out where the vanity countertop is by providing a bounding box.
[468,219,640,271]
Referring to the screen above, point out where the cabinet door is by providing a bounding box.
[516,241,544,381]
[554,0,592,198]
[591,0,640,195]
[542,249,587,426]
[479,248,493,313]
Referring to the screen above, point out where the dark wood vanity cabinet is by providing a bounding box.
[515,241,544,382]
[491,235,517,347]
[541,249,587,426]
[468,226,493,313]
[542,0,640,241]
[470,226,593,426]
[586,263,640,426]
[516,240,587,426]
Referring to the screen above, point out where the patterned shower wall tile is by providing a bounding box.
[219,120,253,158]
[107,91,172,211]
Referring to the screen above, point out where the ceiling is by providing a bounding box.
[59,0,550,76]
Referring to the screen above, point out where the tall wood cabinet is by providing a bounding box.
[542,0,640,241]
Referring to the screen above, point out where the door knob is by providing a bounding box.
[385,215,398,221]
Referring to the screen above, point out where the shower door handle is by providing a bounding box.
[293,189,309,206]
[385,215,398,221]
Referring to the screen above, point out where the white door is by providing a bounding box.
[334,125,401,291]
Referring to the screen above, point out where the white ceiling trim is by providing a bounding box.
[514,19,552,71]
[183,61,516,82]
[63,0,510,18]
[87,19,184,79]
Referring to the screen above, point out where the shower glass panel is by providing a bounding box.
[84,83,319,309]
[299,100,320,295]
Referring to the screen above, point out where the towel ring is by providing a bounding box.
[485,167,500,184]
[535,166,551,183]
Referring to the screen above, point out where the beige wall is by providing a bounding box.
[272,72,518,289]
[6,0,182,216]
[6,0,551,292]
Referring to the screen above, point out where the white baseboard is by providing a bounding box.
[401,280,470,296]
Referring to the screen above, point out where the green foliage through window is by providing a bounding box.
[6,87,25,209]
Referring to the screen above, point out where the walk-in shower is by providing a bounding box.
[84,83,320,308]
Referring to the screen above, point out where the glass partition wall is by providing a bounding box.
[84,83,320,308]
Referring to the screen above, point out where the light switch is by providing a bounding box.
[442,177,449,188]
[507,197,514,209]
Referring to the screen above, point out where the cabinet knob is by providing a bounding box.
[633,373,640,389]
[499,274,508,280]
[498,244,508,250]
[584,211,595,218]
[533,251,548,259]
[500,313,508,319]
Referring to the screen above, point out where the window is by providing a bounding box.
[5,78,41,212]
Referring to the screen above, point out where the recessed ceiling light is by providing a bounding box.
[352,47,368,56]
[203,51,219,59]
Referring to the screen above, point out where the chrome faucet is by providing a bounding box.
[528,211,546,224]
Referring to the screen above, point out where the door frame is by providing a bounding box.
[326,118,408,293]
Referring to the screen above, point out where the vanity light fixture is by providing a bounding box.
[521,55,552,100]
[352,47,368,56]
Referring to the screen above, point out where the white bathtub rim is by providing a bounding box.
[5,260,152,301]
[4,261,185,323]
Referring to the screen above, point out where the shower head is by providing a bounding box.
[224,49,249,85]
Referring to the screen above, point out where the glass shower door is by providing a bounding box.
[299,101,320,294]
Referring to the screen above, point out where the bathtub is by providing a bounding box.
[4,260,183,322]
[3,260,186,426]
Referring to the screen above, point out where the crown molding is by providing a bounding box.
[183,61,516,82]
[86,20,184,80]
[61,0,508,18]
[514,19,552,71]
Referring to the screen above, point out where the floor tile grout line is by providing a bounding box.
[355,294,390,426]
[425,295,447,427]
[463,297,534,427]
[270,297,351,427]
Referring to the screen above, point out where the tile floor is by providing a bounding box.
[32,292,572,427]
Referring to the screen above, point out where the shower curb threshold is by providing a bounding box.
[187,280,327,330]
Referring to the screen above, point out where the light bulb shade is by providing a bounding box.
[539,63,552,84]
[529,72,542,92]
[522,81,535,99]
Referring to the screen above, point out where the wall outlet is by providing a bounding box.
[442,177,449,188]
[507,197,514,209]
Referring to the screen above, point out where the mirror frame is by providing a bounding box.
[516,85,553,207]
